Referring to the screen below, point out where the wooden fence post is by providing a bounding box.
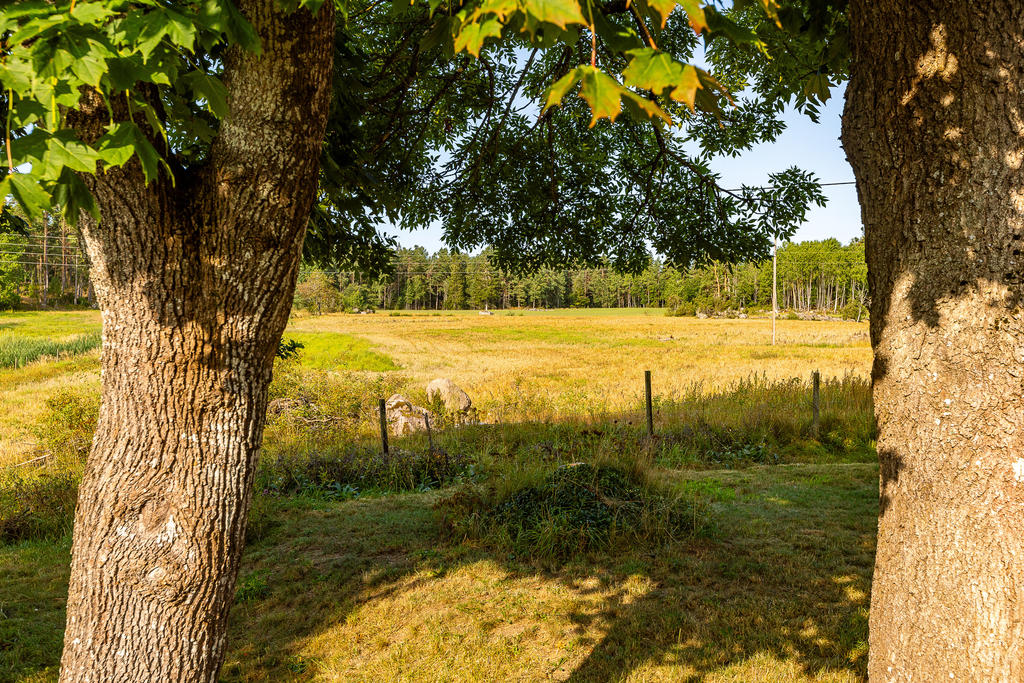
[812,370,821,437]
[378,398,389,457]
[645,370,654,438]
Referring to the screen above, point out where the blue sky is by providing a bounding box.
[388,83,861,252]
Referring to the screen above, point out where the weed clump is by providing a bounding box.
[438,462,705,563]
[256,446,472,499]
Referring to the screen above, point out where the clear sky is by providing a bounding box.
[388,83,862,252]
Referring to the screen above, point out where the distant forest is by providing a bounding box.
[295,239,867,318]
[0,215,866,317]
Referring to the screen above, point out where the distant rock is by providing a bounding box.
[426,378,472,413]
[385,394,432,435]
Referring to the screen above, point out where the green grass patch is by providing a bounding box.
[0,311,101,339]
[0,331,101,369]
[287,331,397,371]
[438,460,706,564]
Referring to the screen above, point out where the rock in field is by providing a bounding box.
[426,378,472,413]
[385,394,432,435]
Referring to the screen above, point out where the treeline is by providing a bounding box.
[293,238,868,317]
[0,214,866,318]
[0,217,93,310]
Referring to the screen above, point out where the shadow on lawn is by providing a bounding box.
[2,465,875,682]
[217,463,875,681]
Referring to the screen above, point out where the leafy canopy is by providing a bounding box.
[1,0,848,271]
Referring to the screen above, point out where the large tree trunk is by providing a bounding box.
[843,2,1024,679]
[58,3,334,681]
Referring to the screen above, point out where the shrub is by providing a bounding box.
[437,462,706,563]
[0,469,80,543]
[839,301,867,321]
[667,301,697,317]
[33,388,99,462]
[293,270,343,315]
[266,365,407,436]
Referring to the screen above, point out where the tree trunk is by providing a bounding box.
[844,2,1024,679]
[58,3,334,681]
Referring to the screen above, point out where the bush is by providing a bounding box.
[839,301,867,321]
[34,388,99,462]
[293,270,343,315]
[667,301,697,317]
[0,469,79,543]
[437,462,706,563]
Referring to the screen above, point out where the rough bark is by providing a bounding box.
[58,3,334,681]
[843,2,1024,680]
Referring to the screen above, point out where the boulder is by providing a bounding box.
[385,394,432,435]
[426,378,472,413]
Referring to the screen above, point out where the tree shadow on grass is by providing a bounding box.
[2,462,876,682]
[222,462,875,681]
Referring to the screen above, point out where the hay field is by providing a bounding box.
[288,309,871,418]
[0,308,871,464]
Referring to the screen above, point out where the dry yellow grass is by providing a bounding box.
[3,310,876,683]
[0,309,871,465]
[289,310,871,421]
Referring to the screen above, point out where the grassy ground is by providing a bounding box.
[0,309,871,465]
[289,310,870,421]
[0,308,877,682]
[2,463,875,683]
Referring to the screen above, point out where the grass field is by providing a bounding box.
[0,308,877,682]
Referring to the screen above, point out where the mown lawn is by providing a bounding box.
[2,463,876,683]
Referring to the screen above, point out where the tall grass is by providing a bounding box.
[0,330,101,369]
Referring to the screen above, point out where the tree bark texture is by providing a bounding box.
[58,3,334,681]
[843,2,1024,680]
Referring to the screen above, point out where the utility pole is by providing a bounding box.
[772,236,778,346]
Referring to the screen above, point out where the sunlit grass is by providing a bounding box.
[289,311,870,427]
[0,331,101,370]
[0,464,874,682]
[1,309,877,682]
[287,331,398,372]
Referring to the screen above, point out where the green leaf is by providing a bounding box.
[2,175,50,220]
[183,72,230,118]
[620,89,672,125]
[52,168,100,223]
[542,69,582,113]
[678,0,707,33]
[71,2,117,25]
[622,49,681,94]
[518,0,587,30]
[803,73,832,103]
[420,17,456,52]
[704,7,764,50]
[454,18,503,58]
[622,49,701,109]
[44,134,103,175]
[646,0,676,29]
[577,66,624,127]
[592,11,643,53]
[95,121,170,183]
